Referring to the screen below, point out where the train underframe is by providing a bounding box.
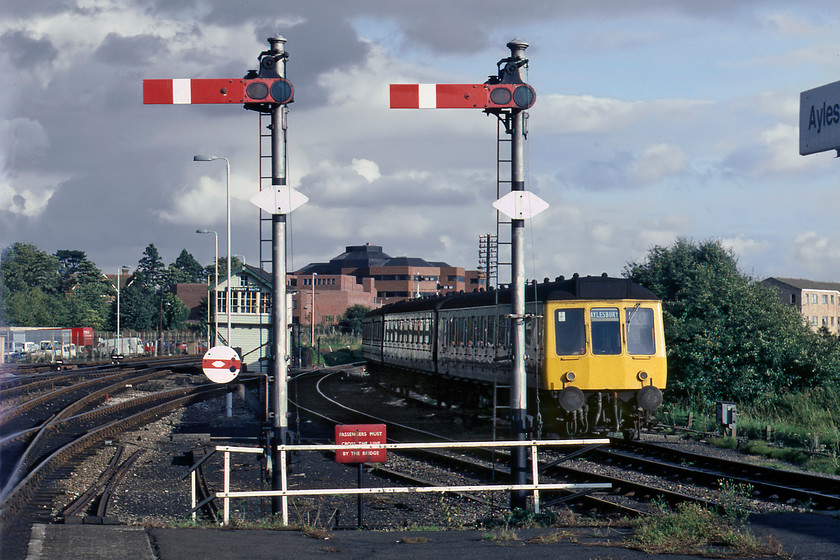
[366,363,660,439]
[545,390,659,440]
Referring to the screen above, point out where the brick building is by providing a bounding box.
[175,283,209,322]
[293,243,486,308]
[762,277,840,335]
[287,273,378,326]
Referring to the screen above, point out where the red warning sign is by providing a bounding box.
[202,345,241,384]
[335,424,387,464]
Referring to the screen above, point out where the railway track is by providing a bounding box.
[290,368,645,519]
[293,368,838,521]
[592,438,840,510]
[0,357,229,560]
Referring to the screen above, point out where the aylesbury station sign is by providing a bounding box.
[800,80,840,156]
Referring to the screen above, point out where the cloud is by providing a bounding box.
[158,175,226,224]
[0,29,58,68]
[629,143,688,182]
[351,158,380,182]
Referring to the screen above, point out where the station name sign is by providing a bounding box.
[334,424,387,464]
[800,80,840,155]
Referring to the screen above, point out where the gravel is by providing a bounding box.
[49,372,831,529]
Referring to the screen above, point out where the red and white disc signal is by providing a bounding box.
[202,345,241,383]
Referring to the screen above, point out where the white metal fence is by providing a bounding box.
[190,438,611,525]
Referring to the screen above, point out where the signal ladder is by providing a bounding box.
[256,110,288,363]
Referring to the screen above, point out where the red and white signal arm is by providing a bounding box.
[202,345,241,384]
[143,78,293,105]
[390,83,535,110]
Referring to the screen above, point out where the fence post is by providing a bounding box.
[191,470,197,521]
[223,450,230,525]
[530,442,540,513]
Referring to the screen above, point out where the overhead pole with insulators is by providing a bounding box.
[390,38,548,511]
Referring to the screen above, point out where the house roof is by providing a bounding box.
[764,277,840,292]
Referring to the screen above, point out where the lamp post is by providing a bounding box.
[193,155,231,346]
[104,267,127,360]
[311,272,316,367]
[196,229,218,347]
[194,155,233,418]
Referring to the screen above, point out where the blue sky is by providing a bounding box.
[3,1,840,284]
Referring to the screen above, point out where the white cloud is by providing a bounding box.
[720,235,770,260]
[352,158,381,182]
[629,143,687,182]
[158,175,225,224]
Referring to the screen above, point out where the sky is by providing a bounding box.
[3,1,840,284]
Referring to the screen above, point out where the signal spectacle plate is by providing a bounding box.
[489,87,512,105]
[246,82,269,100]
[513,85,535,108]
[270,80,293,103]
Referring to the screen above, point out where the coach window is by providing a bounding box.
[555,308,585,355]
[590,308,621,355]
[626,306,655,355]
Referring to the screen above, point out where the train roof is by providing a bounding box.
[366,274,659,317]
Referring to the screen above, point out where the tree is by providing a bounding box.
[171,249,205,284]
[624,238,837,402]
[338,305,372,335]
[1,243,63,325]
[1,243,61,294]
[119,276,158,330]
[209,256,243,281]
[137,244,166,288]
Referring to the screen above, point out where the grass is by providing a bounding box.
[663,389,840,475]
[629,491,785,557]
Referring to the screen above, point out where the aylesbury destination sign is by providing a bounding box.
[800,79,840,156]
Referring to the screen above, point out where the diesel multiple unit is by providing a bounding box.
[362,274,667,436]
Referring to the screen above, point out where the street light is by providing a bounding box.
[193,155,231,347]
[311,272,316,367]
[104,267,128,360]
[196,229,218,348]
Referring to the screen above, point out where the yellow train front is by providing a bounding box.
[542,276,667,436]
[362,274,667,437]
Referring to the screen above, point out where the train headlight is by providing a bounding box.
[637,371,648,382]
[564,371,576,383]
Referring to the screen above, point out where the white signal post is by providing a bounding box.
[144,35,296,517]
[390,39,540,511]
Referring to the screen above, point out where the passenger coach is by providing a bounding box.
[362,274,667,436]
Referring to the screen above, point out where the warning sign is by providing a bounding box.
[335,424,387,464]
[201,345,241,384]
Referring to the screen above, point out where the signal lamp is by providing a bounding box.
[486,84,536,109]
[243,77,294,105]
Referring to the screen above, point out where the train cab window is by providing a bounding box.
[626,307,655,355]
[590,308,621,355]
[555,308,585,355]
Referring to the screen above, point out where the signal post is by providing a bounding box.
[391,39,546,510]
[144,36,303,516]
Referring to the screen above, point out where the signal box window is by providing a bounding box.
[626,307,655,355]
[591,308,621,355]
[555,308,585,355]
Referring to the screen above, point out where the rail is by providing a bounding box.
[195,438,612,525]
